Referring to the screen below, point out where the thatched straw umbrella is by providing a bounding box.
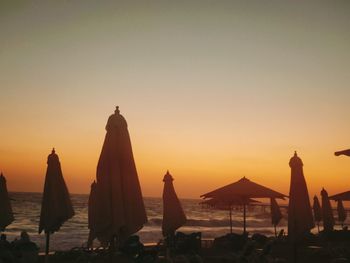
[201,176,286,234]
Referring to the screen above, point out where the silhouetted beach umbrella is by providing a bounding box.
[162,171,187,236]
[312,196,322,233]
[321,188,334,232]
[39,148,74,258]
[0,173,14,231]
[337,200,346,228]
[202,197,260,234]
[201,176,286,234]
[270,198,282,236]
[87,181,98,247]
[329,191,350,201]
[92,107,147,244]
[335,149,350,157]
[288,152,314,241]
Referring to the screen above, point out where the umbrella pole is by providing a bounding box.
[45,232,50,263]
[274,225,277,237]
[229,206,233,234]
[243,203,246,234]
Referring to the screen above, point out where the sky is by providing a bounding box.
[1,1,349,199]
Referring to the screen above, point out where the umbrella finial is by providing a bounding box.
[163,170,174,182]
[115,106,120,115]
[294,151,297,156]
[52,148,55,154]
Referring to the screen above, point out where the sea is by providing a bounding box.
[4,192,348,252]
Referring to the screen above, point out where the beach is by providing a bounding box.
[5,192,294,252]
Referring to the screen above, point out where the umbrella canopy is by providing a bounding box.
[201,176,286,233]
[329,191,350,201]
[288,152,314,241]
[337,200,347,225]
[39,148,74,234]
[92,107,147,242]
[321,188,335,232]
[0,173,14,231]
[335,149,350,157]
[162,171,186,236]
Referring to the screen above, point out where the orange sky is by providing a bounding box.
[1,1,350,198]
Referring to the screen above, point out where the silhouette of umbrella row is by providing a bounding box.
[1,108,349,259]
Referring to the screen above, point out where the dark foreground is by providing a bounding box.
[5,231,350,263]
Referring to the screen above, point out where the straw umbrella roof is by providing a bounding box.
[329,191,350,201]
[201,177,286,234]
[201,177,287,200]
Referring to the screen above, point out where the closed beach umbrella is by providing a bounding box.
[201,176,286,234]
[87,181,98,247]
[288,152,314,241]
[270,198,282,236]
[321,188,334,232]
[0,173,14,231]
[337,200,346,227]
[39,148,74,258]
[312,196,322,233]
[162,171,186,236]
[335,149,350,157]
[92,107,147,244]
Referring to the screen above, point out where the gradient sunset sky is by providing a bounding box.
[1,1,349,198]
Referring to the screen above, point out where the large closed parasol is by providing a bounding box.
[91,107,147,244]
[321,188,334,232]
[0,173,14,231]
[201,176,286,234]
[162,171,186,236]
[288,152,314,241]
[39,148,74,259]
[312,196,322,233]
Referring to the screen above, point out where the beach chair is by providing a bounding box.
[174,232,201,255]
